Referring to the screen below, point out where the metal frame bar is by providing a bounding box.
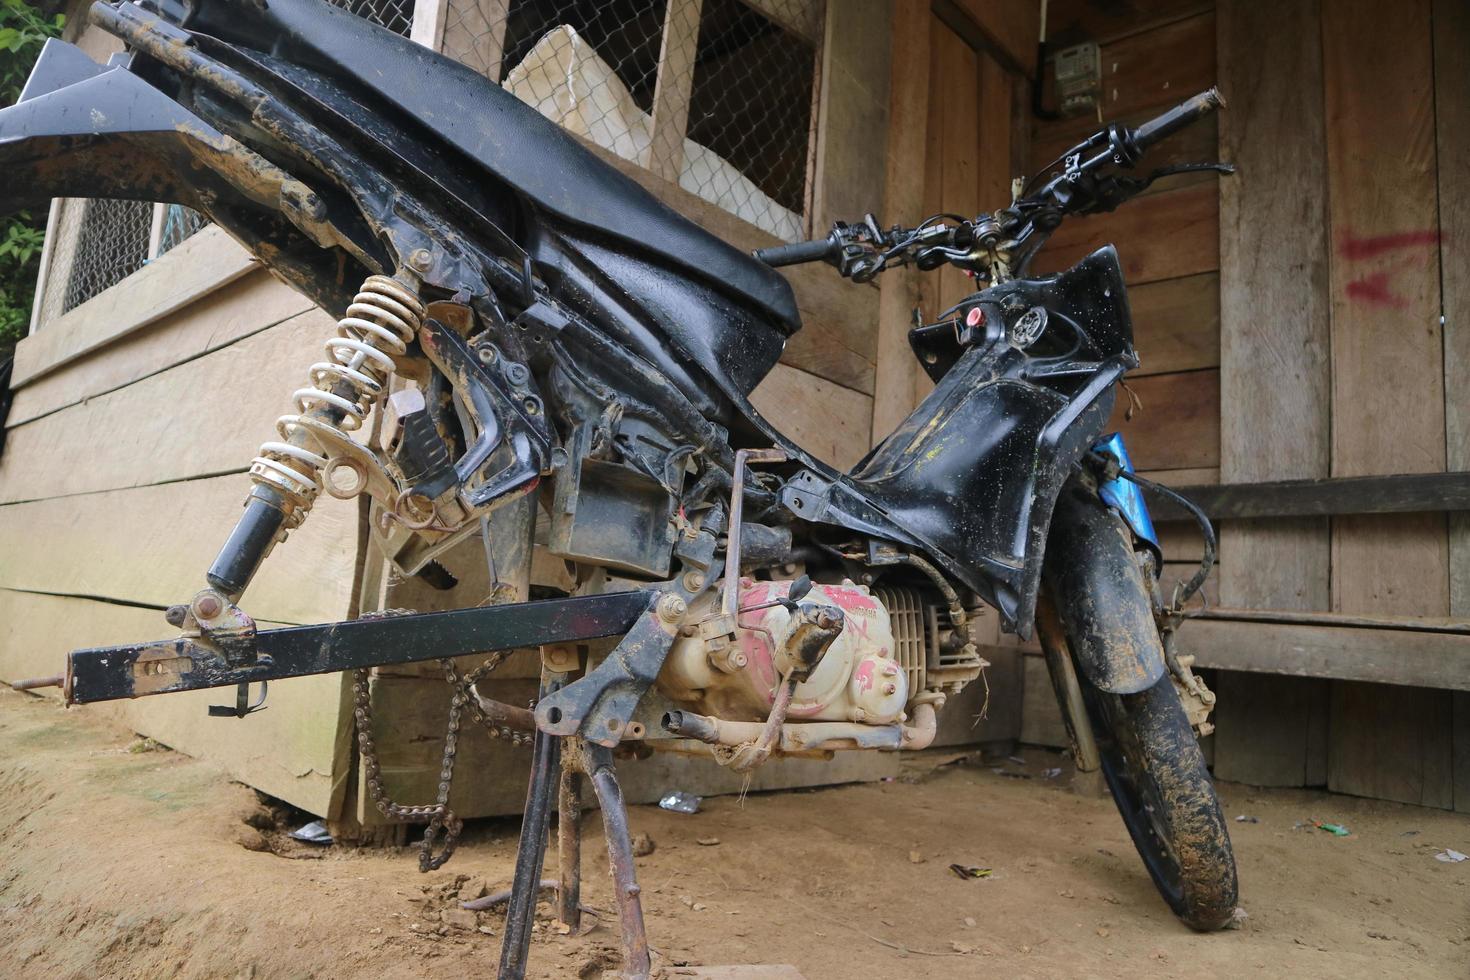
[65,591,650,704]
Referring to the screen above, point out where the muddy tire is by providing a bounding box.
[1043,480,1238,931]
[1081,673,1238,930]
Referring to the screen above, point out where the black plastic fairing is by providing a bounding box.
[774,248,1138,634]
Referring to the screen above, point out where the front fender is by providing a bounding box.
[1041,479,1166,695]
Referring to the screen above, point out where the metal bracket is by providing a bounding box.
[533,592,682,747]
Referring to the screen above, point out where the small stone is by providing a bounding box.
[1096,927,1109,938]
[692,903,707,912]
[441,909,478,932]
[696,837,721,847]
[457,877,488,902]
[963,916,976,928]
[908,850,925,864]
[435,925,449,937]
[477,926,496,936]
[632,833,657,857]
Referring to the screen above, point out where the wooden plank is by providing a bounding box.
[1193,607,1470,634]
[1436,0,1470,626]
[439,0,511,82]
[12,226,256,387]
[1044,0,1210,46]
[1214,518,1329,610]
[409,0,448,50]
[0,309,339,504]
[750,362,872,471]
[1129,272,1218,376]
[1212,673,1329,787]
[1181,618,1470,692]
[26,198,61,331]
[575,134,878,394]
[810,0,891,233]
[1033,10,1215,149]
[648,0,704,184]
[0,475,360,627]
[1328,682,1454,809]
[0,588,345,818]
[871,0,931,443]
[1020,652,1069,748]
[7,271,314,427]
[1332,513,1449,617]
[736,0,824,46]
[1455,690,1470,813]
[1103,368,1219,472]
[1322,0,1447,641]
[977,53,1015,219]
[936,26,980,315]
[1147,472,1470,523]
[1032,182,1218,285]
[950,0,1040,76]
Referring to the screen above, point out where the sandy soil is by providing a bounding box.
[0,686,1466,980]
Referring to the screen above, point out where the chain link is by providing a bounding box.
[351,609,527,872]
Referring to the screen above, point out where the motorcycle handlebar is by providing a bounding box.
[1132,87,1226,154]
[753,236,837,268]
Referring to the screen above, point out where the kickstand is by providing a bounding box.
[580,741,651,978]
[497,728,651,979]
[498,676,565,979]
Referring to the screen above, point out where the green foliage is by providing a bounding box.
[0,0,63,355]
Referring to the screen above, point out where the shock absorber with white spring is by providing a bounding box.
[205,274,425,599]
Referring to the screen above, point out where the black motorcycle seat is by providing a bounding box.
[183,0,800,331]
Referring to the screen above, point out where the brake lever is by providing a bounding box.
[1116,161,1236,194]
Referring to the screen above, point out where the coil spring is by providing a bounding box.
[250,275,425,526]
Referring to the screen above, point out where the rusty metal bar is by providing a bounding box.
[497,676,565,980]
[584,744,650,979]
[722,447,788,618]
[556,754,583,933]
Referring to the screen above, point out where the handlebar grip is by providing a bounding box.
[753,237,837,268]
[1132,87,1226,152]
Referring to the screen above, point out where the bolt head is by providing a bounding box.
[409,248,432,271]
[193,593,223,619]
[657,594,688,623]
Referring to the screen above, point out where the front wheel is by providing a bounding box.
[1042,481,1238,931]
[1082,672,1238,930]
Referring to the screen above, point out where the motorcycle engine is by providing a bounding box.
[658,578,984,725]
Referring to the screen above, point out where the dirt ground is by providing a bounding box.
[0,687,1466,979]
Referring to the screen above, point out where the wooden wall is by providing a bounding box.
[0,229,359,818]
[1016,0,1468,810]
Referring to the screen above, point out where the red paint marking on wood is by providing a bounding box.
[1344,270,1410,308]
[1338,230,1441,260]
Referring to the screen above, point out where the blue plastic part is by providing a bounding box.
[1093,433,1159,551]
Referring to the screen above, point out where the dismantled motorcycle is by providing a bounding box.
[0,2,1240,975]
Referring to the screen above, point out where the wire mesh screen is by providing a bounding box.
[158,205,210,255]
[325,0,415,35]
[60,199,154,314]
[441,0,822,241]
